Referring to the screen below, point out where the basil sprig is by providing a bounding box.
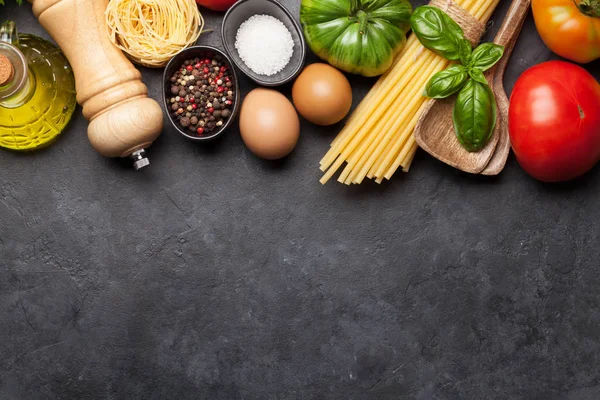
[410,6,504,152]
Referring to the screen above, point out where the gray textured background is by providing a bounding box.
[2,1,600,399]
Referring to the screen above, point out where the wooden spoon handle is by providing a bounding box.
[492,0,531,98]
[481,0,530,176]
[492,0,531,50]
[30,0,163,162]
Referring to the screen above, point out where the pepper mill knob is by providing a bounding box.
[30,0,164,167]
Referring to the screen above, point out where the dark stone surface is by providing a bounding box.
[1,1,600,399]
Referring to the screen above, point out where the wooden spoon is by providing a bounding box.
[481,0,531,175]
[414,0,531,174]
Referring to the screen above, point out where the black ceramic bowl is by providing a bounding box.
[221,0,306,87]
[163,46,241,142]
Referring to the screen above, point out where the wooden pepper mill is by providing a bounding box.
[30,0,164,169]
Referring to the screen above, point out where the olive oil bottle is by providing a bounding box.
[0,21,76,150]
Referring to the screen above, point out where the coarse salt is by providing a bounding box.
[235,14,294,76]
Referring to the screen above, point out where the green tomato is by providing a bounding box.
[300,0,412,77]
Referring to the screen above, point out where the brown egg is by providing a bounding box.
[292,63,353,126]
[239,88,300,160]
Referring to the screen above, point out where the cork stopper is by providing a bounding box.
[0,54,14,86]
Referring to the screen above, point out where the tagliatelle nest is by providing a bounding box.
[105,0,204,68]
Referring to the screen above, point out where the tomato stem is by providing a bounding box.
[349,11,369,35]
[356,10,368,35]
[348,0,369,35]
[575,0,600,18]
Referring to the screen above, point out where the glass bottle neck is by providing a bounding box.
[0,44,35,109]
[0,21,35,109]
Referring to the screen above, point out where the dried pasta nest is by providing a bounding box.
[105,0,204,68]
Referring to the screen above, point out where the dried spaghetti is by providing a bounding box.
[105,0,204,68]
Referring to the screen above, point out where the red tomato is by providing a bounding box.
[195,0,237,11]
[509,61,600,182]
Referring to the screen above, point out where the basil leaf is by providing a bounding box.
[458,39,473,65]
[468,68,488,85]
[453,79,497,152]
[468,43,504,71]
[410,6,467,61]
[424,65,469,99]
